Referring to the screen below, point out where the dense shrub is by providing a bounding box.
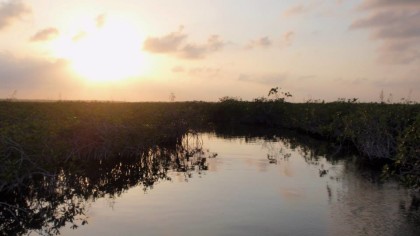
[1,100,419,187]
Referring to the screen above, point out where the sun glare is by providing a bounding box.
[52,18,147,83]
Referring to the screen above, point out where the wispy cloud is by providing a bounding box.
[0,0,31,30]
[143,27,225,59]
[207,35,224,51]
[143,27,187,53]
[282,1,334,18]
[351,0,420,64]
[179,44,209,59]
[72,31,87,42]
[246,31,295,50]
[358,0,420,10]
[171,65,221,78]
[96,14,106,28]
[189,66,221,78]
[71,14,104,41]
[245,36,272,49]
[282,31,295,46]
[282,4,309,17]
[29,27,59,42]
[281,1,326,18]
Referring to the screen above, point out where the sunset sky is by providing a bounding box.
[0,0,419,102]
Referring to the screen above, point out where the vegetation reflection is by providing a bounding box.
[0,132,214,235]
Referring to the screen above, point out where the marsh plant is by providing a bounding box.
[213,88,419,187]
[0,88,419,191]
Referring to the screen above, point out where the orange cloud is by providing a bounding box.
[72,31,87,42]
[143,28,187,53]
[30,27,59,42]
[96,14,106,28]
[143,28,225,59]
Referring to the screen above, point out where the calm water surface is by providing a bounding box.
[52,133,420,236]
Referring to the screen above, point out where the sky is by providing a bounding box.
[0,0,419,102]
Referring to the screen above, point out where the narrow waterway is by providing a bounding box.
[54,133,419,236]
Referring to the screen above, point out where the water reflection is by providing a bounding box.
[206,129,420,236]
[1,129,419,236]
[0,132,214,235]
[322,158,420,236]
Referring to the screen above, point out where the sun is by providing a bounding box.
[52,17,147,83]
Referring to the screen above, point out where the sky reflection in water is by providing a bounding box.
[56,133,419,236]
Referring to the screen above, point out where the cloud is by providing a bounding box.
[246,31,295,50]
[143,27,187,53]
[29,27,59,42]
[246,36,272,49]
[143,28,225,59]
[0,0,31,30]
[189,66,221,78]
[96,14,106,28]
[283,1,342,18]
[351,0,420,64]
[179,44,209,59]
[246,32,295,50]
[72,31,87,42]
[376,39,420,64]
[282,4,308,17]
[351,10,420,39]
[282,31,295,46]
[207,35,224,51]
[282,1,324,18]
[179,35,224,59]
[0,53,77,98]
[359,0,420,10]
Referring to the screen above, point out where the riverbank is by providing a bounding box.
[214,100,419,187]
[1,100,419,187]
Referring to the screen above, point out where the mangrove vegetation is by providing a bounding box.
[0,91,419,234]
